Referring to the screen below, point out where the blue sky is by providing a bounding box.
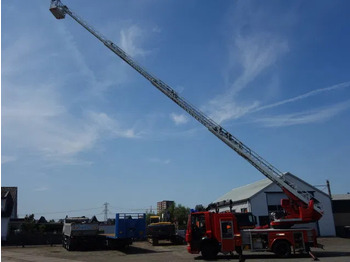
[2,0,350,221]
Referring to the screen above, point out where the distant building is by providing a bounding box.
[157,200,174,214]
[332,194,350,237]
[209,173,335,236]
[2,187,18,241]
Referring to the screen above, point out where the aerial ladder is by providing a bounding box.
[50,0,323,228]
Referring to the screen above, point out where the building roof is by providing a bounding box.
[2,190,10,199]
[332,194,350,200]
[1,187,17,201]
[214,178,272,203]
[214,172,329,204]
[1,187,18,218]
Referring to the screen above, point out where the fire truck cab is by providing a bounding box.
[186,211,243,259]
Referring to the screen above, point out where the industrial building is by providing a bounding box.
[332,194,350,237]
[210,173,335,236]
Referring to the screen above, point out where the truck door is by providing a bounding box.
[220,219,235,252]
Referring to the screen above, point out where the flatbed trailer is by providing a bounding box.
[100,213,146,249]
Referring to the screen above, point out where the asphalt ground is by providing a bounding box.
[2,237,350,262]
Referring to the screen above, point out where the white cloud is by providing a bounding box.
[229,33,289,96]
[1,156,17,164]
[208,101,260,124]
[1,11,144,164]
[2,98,139,161]
[148,157,171,165]
[255,100,350,127]
[207,12,289,124]
[253,81,350,113]
[87,112,140,139]
[204,1,349,127]
[120,25,151,57]
[170,113,188,125]
[34,186,50,192]
[152,26,162,33]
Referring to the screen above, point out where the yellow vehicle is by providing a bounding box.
[147,216,181,246]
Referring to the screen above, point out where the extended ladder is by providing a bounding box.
[49,0,323,217]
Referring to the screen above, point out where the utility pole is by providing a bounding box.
[326,180,332,199]
[103,202,109,223]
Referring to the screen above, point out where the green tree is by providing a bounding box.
[173,204,191,230]
[195,204,206,211]
[21,214,36,232]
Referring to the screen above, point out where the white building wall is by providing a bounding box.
[314,191,336,236]
[250,183,280,226]
[266,192,285,205]
[1,217,10,241]
[250,192,269,221]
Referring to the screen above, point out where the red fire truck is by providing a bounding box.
[186,211,319,259]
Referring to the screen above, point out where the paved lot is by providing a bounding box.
[2,238,350,262]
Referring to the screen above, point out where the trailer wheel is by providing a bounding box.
[272,240,291,258]
[152,238,159,246]
[201,241,219,260]
[66,238,76,251]
[66,238,72,251]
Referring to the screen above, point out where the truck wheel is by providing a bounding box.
[272,240,291,257]
[66,238,76,251]
[304,243,311,253]
[152,238,159,246]
[201,242,219,260]
[66,238,71,251]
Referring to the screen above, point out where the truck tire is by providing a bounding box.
[152,238,159,246]
[66,237,76,251]
[201,241,219,260]
[272,240,291,258]
[66,238,72,251]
